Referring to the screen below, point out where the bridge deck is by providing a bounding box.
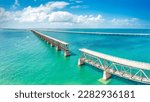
[79,48,150,70]
[31,30,68,45]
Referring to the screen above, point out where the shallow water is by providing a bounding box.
[0,29,150,85]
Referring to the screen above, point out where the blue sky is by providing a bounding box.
[0,0,150,28]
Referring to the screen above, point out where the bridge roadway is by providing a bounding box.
[78,48,150,84]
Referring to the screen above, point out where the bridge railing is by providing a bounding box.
[78,48,150,84]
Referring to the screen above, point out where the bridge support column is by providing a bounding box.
[56,45,61,51]
[78,58,85,66]
[51,42,55,47]
[102,71,111,80]
[64,50,70,57]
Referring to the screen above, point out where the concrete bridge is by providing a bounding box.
[78,48,150,84]
[31,30,70,57]
[41,30,150,36]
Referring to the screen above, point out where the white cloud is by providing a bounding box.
[0,1,143,28]
[12,1,69,22]
[0,8,15,22]
[70,0,87,9]
[70,0,83,3]
[111,18,139,26]
[1,1,71,23]
[12,0,20,9]
[16,10,48,22]
[75,14,104,24]
[48,11,74,22]
[0,1,104,25]
[70,5,88,9]
[22,1,69,13]
[48,11,103,24]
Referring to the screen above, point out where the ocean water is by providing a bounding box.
[0,28,150,85]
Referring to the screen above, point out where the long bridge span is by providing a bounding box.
[31,30,70,56]
[78,48,150,84]
[41,30,150,36]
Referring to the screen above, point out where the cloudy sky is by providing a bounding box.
[0,0,150,28]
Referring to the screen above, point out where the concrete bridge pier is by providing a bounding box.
[51,42,55,47]
[47,41,49,44]
[56,44,61,51]
[64,50,70,57]
[78,58,85,66]
[102,71,111,81]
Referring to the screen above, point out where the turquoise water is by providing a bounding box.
[0,29,150,85]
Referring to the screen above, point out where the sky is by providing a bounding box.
[0,0,150,28]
